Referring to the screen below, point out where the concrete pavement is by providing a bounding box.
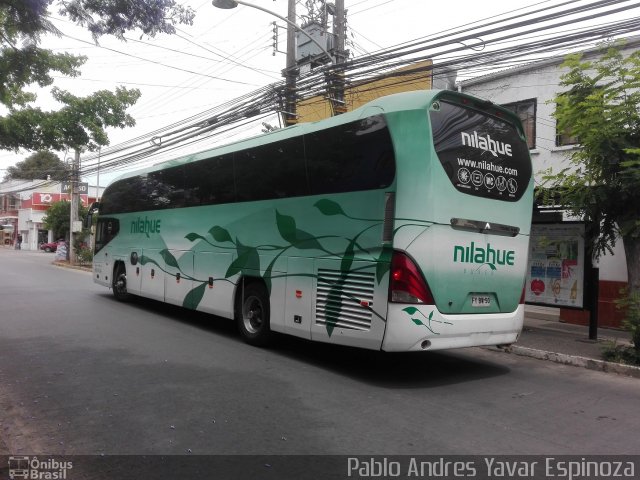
[494,306,640,378]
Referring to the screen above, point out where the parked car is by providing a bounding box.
[40,241,59,252]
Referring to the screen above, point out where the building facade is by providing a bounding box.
[459,38,640,327]
[0,179,102,251]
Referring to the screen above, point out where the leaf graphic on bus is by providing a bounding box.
[263,258,277,295]
[314,199,346,217]
[402,307,420,316]
[225,239,260,278]
[140,255,159,267]
[275,210,297,244]
[185,232,206,242]
[159,249,179,269]
[411,318,436,334]
[275,210,323,250]
[208,226,233,244]
[375,245,393,284]
[411,318,426,327]
[340,238,356,273]
[262,248,288,294]
[183,282,207,310]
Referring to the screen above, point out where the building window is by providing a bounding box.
[502,99,536,149]
[555,126,579,147]
[555,96,580,147]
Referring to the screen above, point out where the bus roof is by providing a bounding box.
[111,89,520,183]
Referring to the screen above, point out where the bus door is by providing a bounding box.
[310,259,387,350]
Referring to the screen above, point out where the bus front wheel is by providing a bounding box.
[236,282,272,347]
[112,264,131,302]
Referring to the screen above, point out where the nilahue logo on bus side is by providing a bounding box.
[461,131,512,157]
[130,217,162,237]
[453,242,515,270]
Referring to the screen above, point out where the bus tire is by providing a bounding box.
[236,281,272,347]
[112,263,131,302]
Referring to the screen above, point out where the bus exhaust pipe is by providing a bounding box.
[420,340,432,350]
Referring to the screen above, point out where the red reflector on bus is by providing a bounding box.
[389,251,434,304]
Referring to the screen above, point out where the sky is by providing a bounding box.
[1,0,638,189]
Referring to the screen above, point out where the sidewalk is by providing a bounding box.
[494,306,640,378]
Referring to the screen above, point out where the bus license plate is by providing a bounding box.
[471,295,491,307]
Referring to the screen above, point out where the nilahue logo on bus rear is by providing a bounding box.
[461,131,512,157]
[453,241,515,270]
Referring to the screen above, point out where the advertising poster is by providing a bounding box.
[525,223,585,308]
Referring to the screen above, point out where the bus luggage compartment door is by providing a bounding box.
[140,248,166,302]
[311,259,386,350]
[284,257,313,340]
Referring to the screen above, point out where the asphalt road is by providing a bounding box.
[1,247,639,457]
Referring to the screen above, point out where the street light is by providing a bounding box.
[211,0,334,65]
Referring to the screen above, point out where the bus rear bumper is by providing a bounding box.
[381,304,524,352]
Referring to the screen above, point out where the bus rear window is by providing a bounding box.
[430,100,532,202]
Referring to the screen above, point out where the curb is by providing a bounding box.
[488,345,640,379]
[52,261,92,273]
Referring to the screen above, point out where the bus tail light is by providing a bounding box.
[389,251,434,304]
[519,285,526,304]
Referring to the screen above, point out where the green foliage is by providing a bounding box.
[543,41,640,259]
[76,245,93,266]
[4,151,68,181]
[601,288,640,366]
[42,200,88,240]
[602,342,640,366]
[59,0,195,40]
[0,0,195,152]
[616,289,640,355]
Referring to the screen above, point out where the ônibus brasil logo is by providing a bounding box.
[8,456,73,480]
[461,131,512,157]
[453,242,515,270]
[130,216,162,237]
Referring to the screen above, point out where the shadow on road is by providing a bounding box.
[120,294,511,389]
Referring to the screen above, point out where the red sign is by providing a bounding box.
[31,193,89,206]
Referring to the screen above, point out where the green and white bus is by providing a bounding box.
[90,89,533,351]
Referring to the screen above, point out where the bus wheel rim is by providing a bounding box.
[243,295,263,334]
[116,273,127,295]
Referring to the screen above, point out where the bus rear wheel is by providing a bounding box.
[236,282,272,347]
[112,264,131,302]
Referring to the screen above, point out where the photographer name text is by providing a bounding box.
[347,457,635,480]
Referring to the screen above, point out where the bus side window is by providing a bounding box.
[305,115,395,195]
[184,154,235,207]
[95,218,119,253]
[234,137,307,202]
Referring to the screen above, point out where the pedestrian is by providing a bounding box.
[16,234,22,250]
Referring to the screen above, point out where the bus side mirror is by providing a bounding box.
[85,202,100,229]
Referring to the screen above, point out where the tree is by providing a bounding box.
[544,41,640,350]
[4,150,68,181]
[42,199,88,240]
[0,0,195,151]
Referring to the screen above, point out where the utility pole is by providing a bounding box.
[69,149,80,264]
[331,0,347,114]
[284,0,298,126]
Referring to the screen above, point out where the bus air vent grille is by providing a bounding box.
[315,269,375,331]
